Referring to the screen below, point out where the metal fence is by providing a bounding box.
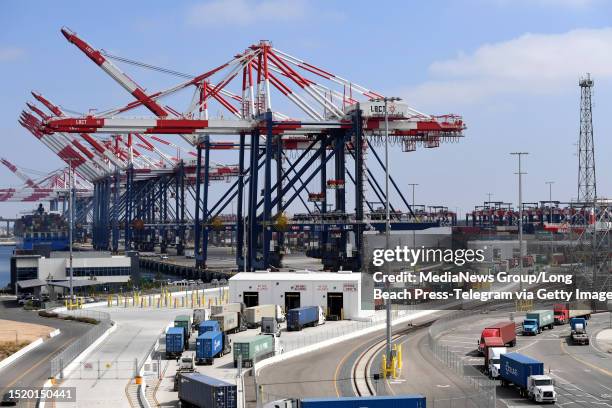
[50,310,113,379]
[428,310,497,408]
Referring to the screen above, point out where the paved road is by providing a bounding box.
[0,298,92,408]
[436,310,612,407]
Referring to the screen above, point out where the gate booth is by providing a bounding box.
[243,291,259,307]
[284,292,300,311]
[326,292,343,320]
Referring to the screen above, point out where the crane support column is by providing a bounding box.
[201,136,210,269]
[247,128,261,271]
[353,105,364,270]
[236,133,245,267]
[263,112,273,268]
[112,171,119,253]
[194,143,203,268]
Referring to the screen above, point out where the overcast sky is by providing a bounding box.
[1,0,612,218]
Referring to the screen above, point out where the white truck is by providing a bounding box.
[486,346,506,379]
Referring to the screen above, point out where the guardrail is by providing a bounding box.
[49,310,113,379]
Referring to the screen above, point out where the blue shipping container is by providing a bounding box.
[500,353,544,389]
[300,395,426,408]
[166,327,185,354]
[196,331,224,362]
[287,306,319,331]
[198,320,220,336]
[178,372,237,408]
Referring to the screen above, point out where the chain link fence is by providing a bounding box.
[428,309,497,408]
[50,310,113,379]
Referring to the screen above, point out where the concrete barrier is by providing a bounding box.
[0,337,44,371]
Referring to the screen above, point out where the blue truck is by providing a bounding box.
[287,306,324,331]
[198,320,220,336]
[500,352,556,403]
[570,317,589,345]
[522,310,554,335]
[165,327,185,359]
[196,331,230,365]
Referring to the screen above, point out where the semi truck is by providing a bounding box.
[486,345,507,379]
[263,395,426,408]
[174,314,192,343]
[233,335,275,368]
[212,311,239,333]
[195,331,231,364]
[198,320,220,336]
[477,321,516,354]
[522,310,554,335]
[165,327,185,359]
[499,352,556,403]
[177,372,237,408]
[286,306,325,331]
[554,301,592,325]
[245,304,285,328]
[261,317,281,337]
[570,317,589,345]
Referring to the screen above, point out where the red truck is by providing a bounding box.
[553,301,592,325]
[477,321,516,354]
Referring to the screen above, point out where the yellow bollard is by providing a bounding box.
[381,355,388,378]
[391,355,397,378]
[397,344,403,370]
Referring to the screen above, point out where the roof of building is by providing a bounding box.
[48,280,105,288]
[229,271,361,282]
[16,279,46,289]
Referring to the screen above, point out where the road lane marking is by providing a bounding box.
[560,340,612,378]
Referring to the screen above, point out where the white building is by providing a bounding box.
[228,270,371,320]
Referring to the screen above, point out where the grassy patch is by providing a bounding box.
[0,341,31,360]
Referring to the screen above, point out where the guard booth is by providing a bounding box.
[243,291,258,307]
[284,292,300,311]
[326,292,343,320]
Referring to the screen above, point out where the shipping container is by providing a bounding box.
[478,321,516,353]
[212,311,239,333]
[245,304,280,328]
[500,353,543,389]
[174,314,192,340]
[299,395,426,408]
[287,306,319,331]
[198,320,220,336]
[211,302,243,315]
[196,331,224,365]
[233,336,274,367]
[177,372,237,408]
[165,327,185,358]
[192,308,210,330]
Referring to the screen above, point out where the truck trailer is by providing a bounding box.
[500,352,556,403]
[245,304,284,328]
[177,372,237,408]
[233,335,275,368]
[198,320,220,336]
[165,327,185,359]
[212,311,239,333]
[264,395,426,408]
[286,306,325,331]
[477,321,516,354]
[195,331,229,364]
[522,310,554,335]
[554,301,592,325]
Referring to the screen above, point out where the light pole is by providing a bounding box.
[487,192,493,204]
[510,152,528,295]
[408,183,419,248]
[371,96,401,373]
[545,181,555,223]
[66,160,75,299]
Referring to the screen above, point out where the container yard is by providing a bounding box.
[2,2,612,408]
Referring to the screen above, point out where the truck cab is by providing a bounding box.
[487,346,507,379]
[522,319,539,335]
[527,375,556,403]
[570,317,589,345]
[553,304,569,325]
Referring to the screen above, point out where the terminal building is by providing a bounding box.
[228,270,371,320]
[10,251,139,295]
